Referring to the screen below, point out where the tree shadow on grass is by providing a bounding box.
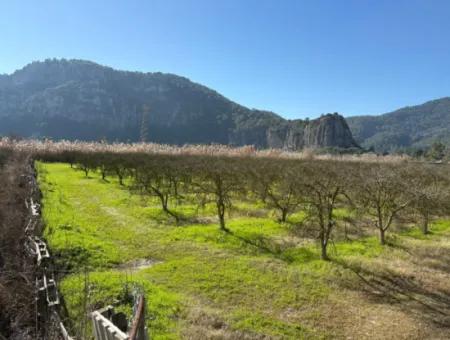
[178,215,214,226]
[386,237,450,274]
[384,238,415,256]
[411,245,450,274]
[226,229,317,264]
[333,258,450,329]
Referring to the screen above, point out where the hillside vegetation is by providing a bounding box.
[347,97,450,152]
[0,150,36,339]
[35,148,450,339]
[0,59,357,149]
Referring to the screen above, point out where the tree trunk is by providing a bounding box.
[422,213,429,235]
[157,191,179,223]
[379,228,386,245]
[219,214,226,231]
[280,208,288,223]
[320,239,329,261]
[319,226,329,260]
[165,207,180,224]
[217,200,228,231]
[115,168,124,185]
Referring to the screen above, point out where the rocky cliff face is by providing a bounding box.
[0,59,358,149]
[263,114,358,150]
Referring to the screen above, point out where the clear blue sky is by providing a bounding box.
[1,0,450,119]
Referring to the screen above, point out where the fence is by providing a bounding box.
[129,294,147,340]
[26,164,149,339]
[91,292,148,340]
[91,307,129,340]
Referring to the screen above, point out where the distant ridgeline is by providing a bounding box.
[0,59,358,150]
[347,97,450,153]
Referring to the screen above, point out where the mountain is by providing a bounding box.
[0,59,358,149]
[347,98,450,152]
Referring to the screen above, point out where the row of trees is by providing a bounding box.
[397,141,450,161]
[40,150,450,260]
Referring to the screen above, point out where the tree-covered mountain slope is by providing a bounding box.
[0,59,358,149]
[347,97,450,152]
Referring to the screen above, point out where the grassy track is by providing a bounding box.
[38,162,450,339]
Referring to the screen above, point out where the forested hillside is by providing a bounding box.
[0,59,357,150]
[347,97,450,152]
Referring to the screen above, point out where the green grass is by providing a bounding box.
[37,162,450,339]
[401,219,450,240]
[231,310,324,339]
[333,236,384,258]
[60,272,181,339]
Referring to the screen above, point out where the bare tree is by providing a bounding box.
[191,156,244,231]
[75,154,94,177]
[96,154,109,181]
[132,156,187,223]
[250,159,302,222]
[300,160,348,260]
[409,164,450,234]
[111,160,129,186]
[354,163,413,245]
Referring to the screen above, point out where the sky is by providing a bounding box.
[1,0,450,119]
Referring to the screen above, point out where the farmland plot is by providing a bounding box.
[38,162,450,339]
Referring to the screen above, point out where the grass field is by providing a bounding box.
[37,162,450,339]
